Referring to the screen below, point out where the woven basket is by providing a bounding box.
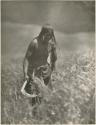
[21,76,51,100]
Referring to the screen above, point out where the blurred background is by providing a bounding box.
[1,1,95,32]
[1,1,95,57]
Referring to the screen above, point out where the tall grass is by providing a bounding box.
[1,50,95,124]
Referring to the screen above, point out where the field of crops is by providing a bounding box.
[1,23,95,124]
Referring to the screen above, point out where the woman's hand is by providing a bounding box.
[24,74,29,81]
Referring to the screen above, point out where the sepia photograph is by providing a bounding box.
[1,0,95,124]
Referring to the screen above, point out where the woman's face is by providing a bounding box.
[43,31,52,42]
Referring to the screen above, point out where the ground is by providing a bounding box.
[1,22,95,124]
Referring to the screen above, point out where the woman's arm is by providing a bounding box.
[23,57,29,80]
[23,41,35,80]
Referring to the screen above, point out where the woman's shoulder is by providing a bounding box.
[29,37,38,48]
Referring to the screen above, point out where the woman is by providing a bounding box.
[23,24,57,93]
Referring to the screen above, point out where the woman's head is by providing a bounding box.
[39,24,56,43]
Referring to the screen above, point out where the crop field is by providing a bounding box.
[1,22,95,124]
